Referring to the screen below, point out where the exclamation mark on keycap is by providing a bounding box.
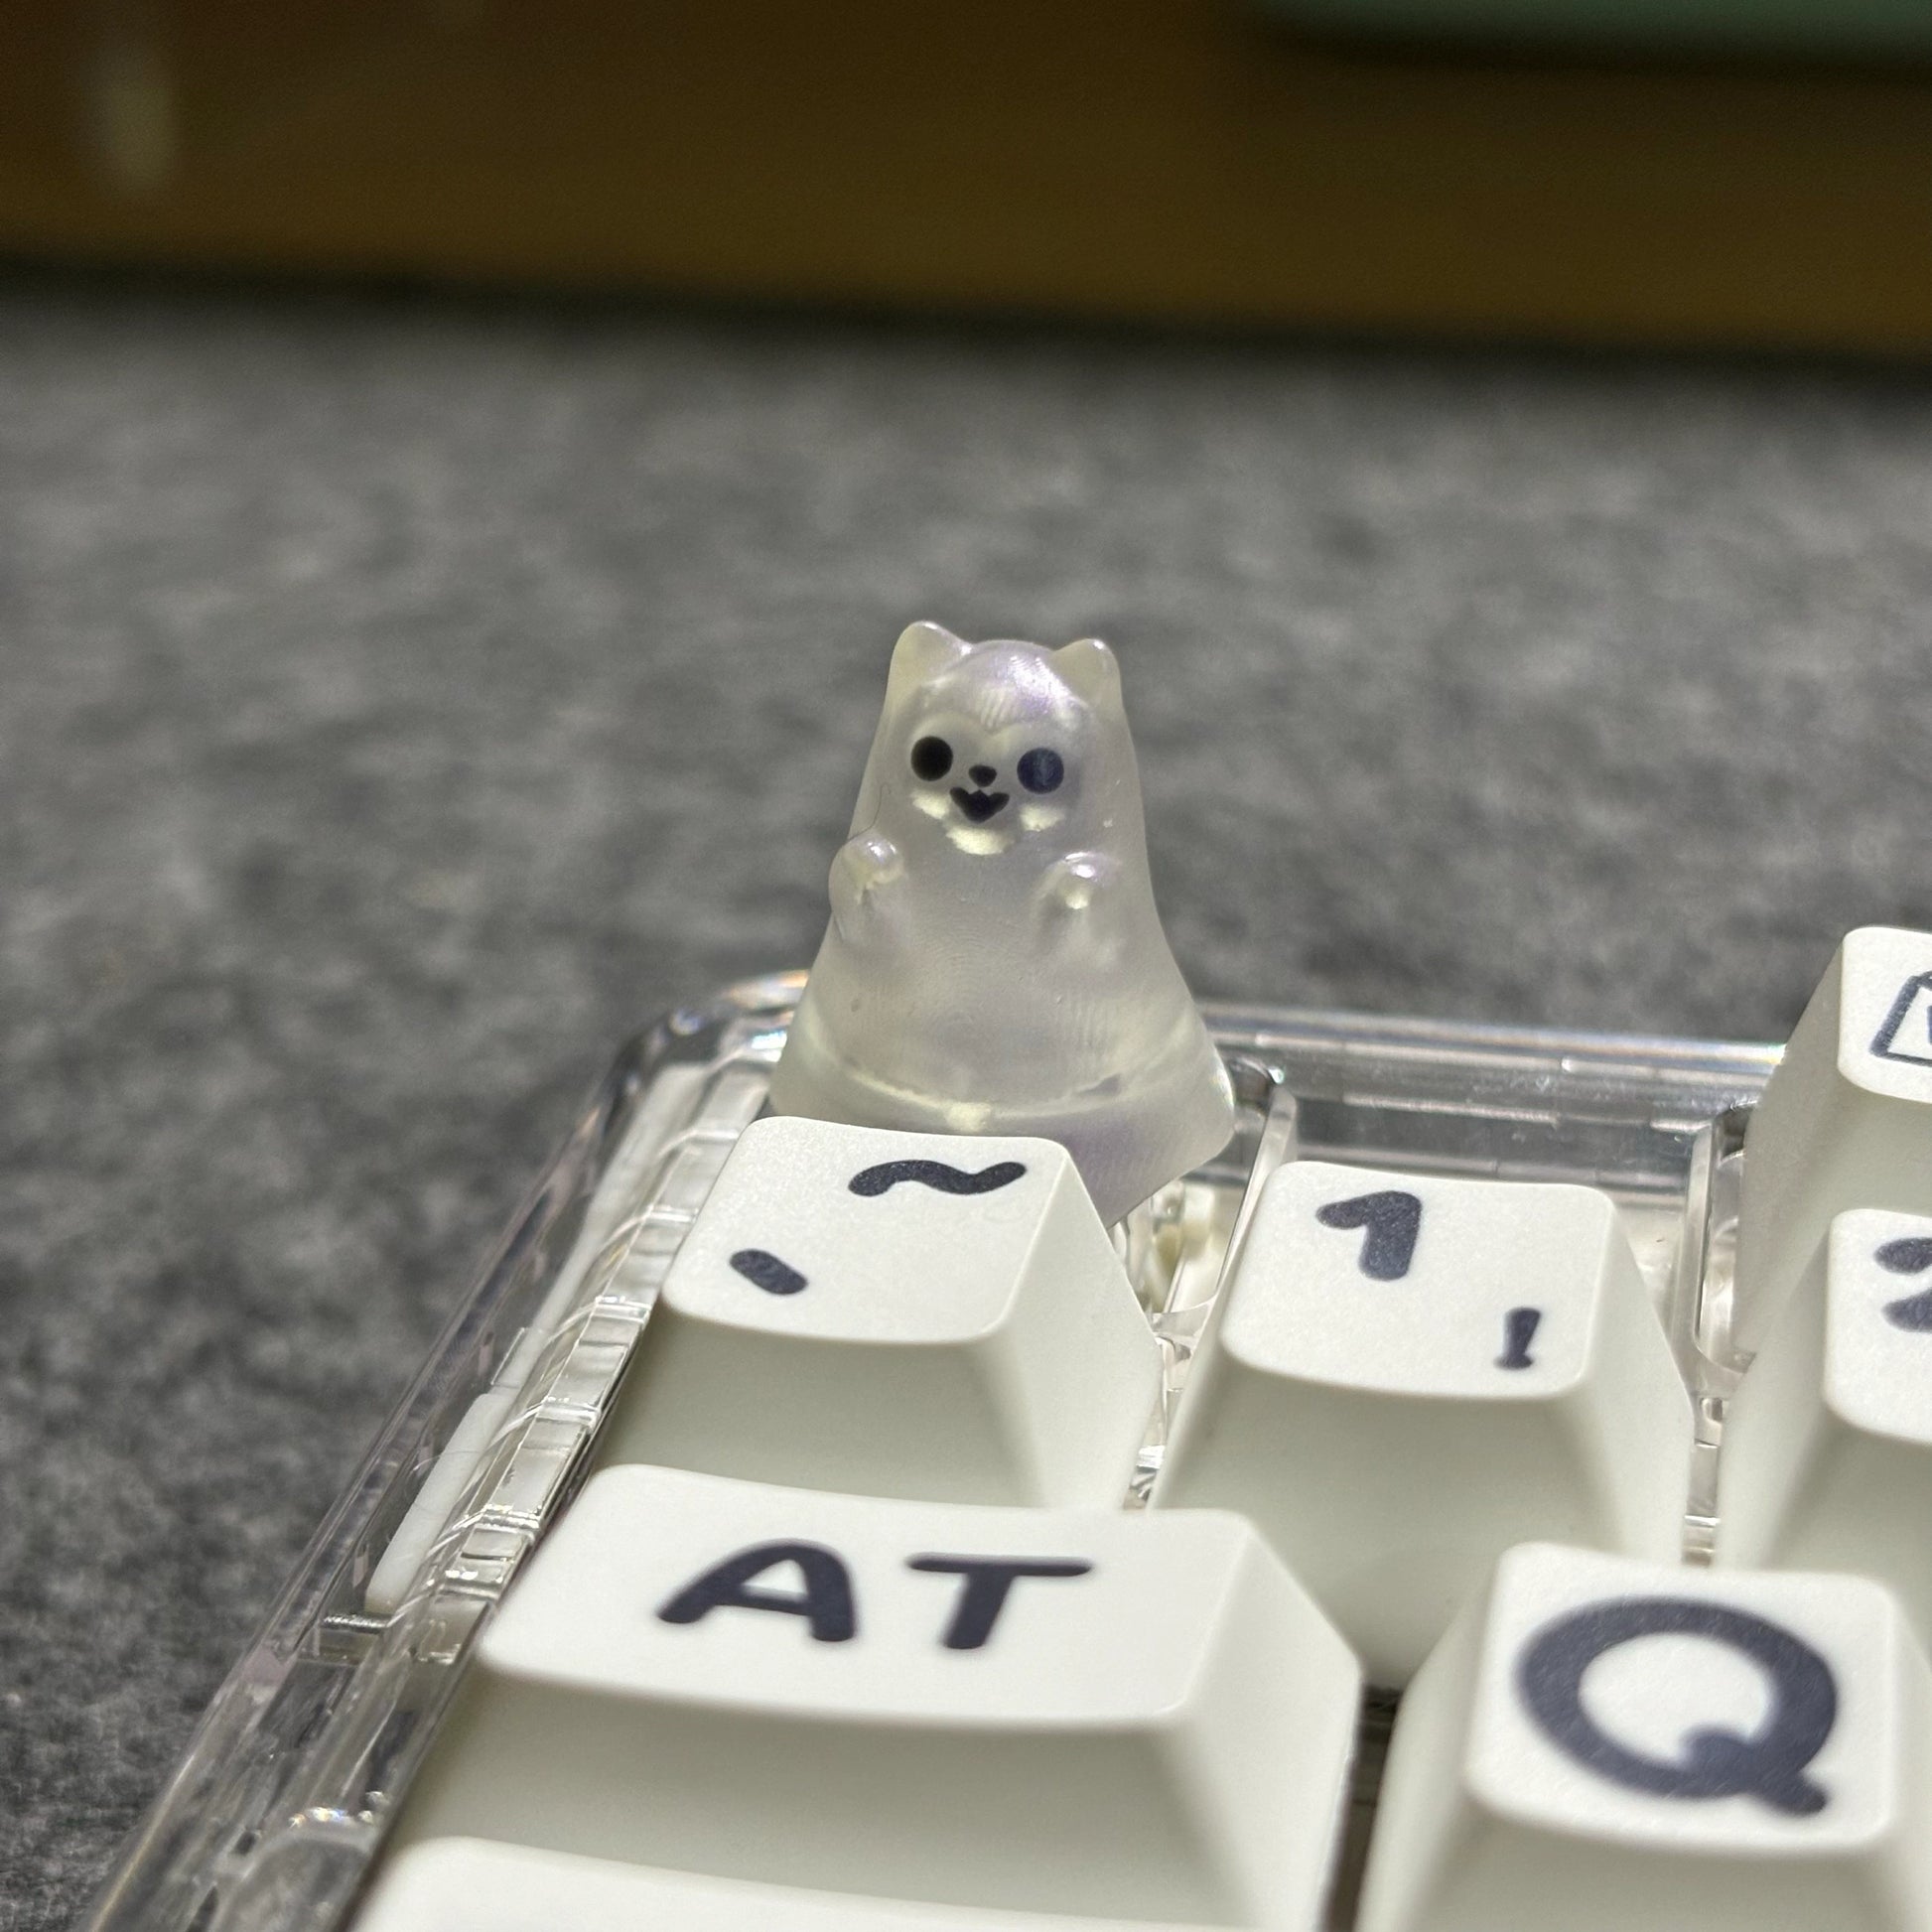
[1496,1307,1541,1371]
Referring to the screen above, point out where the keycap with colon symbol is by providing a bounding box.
[1719,1206,1932,1652]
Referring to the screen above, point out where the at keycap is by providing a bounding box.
[1734,925,1932,1352]
[1357,1543,1932,1932]
[593,1116,1161,1505]
[1154,1161,1692,1684]
[355,1841,1200,1932]
[387,1463,1363,1927]
[1719,1205,1932,1651]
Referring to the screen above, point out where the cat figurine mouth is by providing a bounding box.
[950,787,1010,824]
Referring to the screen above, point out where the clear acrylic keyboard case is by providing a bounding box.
[81,973,1777,1932]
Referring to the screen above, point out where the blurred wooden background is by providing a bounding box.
[2,0,1930,349]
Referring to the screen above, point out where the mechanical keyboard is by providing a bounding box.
[76,627,1932,1932]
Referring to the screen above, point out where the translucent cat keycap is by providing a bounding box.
[1154,1162,1692,1685]
[355,1840,1205,1932]
[1357,1544,1932,1932]
[1734,926,1932,1352]
[592,1115,1162,1506]
[387,1464,1362,1928]
[767,621,1235,1226]
[1719,1207,1932,1652]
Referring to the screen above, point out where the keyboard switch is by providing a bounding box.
[1735,926,1932,1351]
[1719,1206,1932,1651]
[390,1464,1362,1927]
[1358,1543,1932,1932]
[596,1116,1161,1505]
[1156,1162,1691,1684]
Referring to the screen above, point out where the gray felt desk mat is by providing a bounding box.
[4,276,1931,1931]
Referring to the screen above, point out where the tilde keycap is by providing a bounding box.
[1155,1161,1691,1683]
[593,1116,1161,1505]
[388,1464,1362,1927]
[1357,1544,1932,1932]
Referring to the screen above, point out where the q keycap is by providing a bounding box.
[1357,1543,1932,1932]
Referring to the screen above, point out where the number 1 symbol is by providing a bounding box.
[1875,1236,1932,1331]
[1315,1190,1423,1281]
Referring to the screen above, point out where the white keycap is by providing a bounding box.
[354,1839,1208,1932]
[1357,1543,1932,1932]
[1735,926,1932,1352]
[1154,1161,1691,1685]
[389,1464,1361,1928]
[594,1116,1161,1506]
[1719,1207,1932,1651]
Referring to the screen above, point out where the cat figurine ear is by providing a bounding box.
[1048,635,1119,704]
[888,620,974,695]
[769,623,1234,1224]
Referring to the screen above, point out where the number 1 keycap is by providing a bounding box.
[387,1464,1360,1927]
[595,1116,1161,1505]
[1155,1161,1692,1684]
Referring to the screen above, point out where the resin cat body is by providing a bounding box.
[768,621,1234,1223]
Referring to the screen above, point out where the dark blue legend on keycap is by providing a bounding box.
[1870,971,1932,1068]
[731,1249,808,1296]
[849,1160,1027,1198]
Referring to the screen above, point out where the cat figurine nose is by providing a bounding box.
[969,764,997,784]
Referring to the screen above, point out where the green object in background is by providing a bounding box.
[1263,0,1932,56]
